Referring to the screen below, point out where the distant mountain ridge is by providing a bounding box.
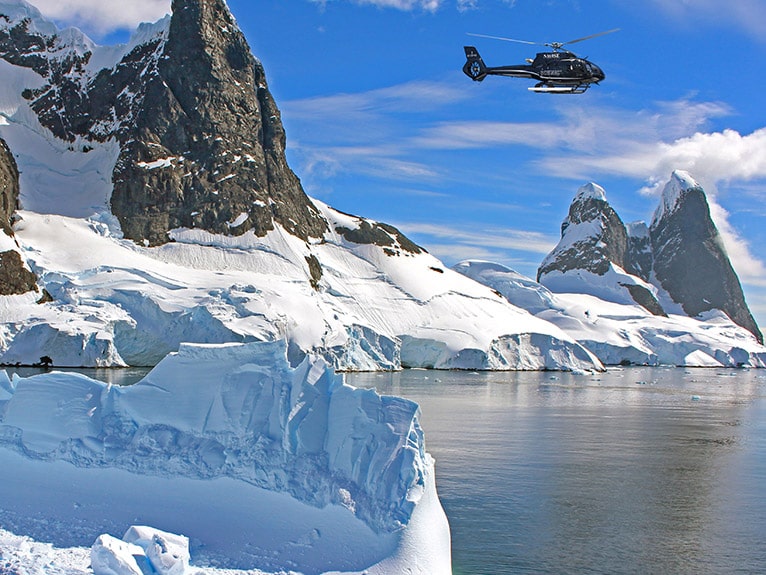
[537,171,762,344]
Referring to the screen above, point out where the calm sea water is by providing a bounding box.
[348,367,766,575]
[7,366,765,574]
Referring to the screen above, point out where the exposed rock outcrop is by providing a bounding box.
[537,183,665,316]
[538,173,761,343]
[0,135,37,296]
[0,136,19,234]
[537,183,627,278]
[650,171,762,343]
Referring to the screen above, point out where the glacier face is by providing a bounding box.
[457,259,766,368]
[0,340,451,573]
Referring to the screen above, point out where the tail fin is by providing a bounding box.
[463,46,487,82]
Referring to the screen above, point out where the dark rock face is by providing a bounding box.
[0,249,38,295]
[0,136,19,234]
[537,184,628,279]
[1,0,328,246]
[109,0,328,245]
[336,219,423,256]
[625,221,652,281]
[650,174,762,343]
[0,135,37,296]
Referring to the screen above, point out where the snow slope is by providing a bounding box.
[0,340,451,574]
[455,260,766,367]
[1,206,602,372]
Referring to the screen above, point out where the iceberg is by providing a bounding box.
[0,340,451,574]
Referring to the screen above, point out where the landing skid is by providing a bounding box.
[528,84,589,94]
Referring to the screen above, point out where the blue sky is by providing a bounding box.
[35,0,766,327]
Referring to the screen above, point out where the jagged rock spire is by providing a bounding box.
[1,0,328,246]
[537,182,629,279]
[650,171,762,343]
[110,0,328,245]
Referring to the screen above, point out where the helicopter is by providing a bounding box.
[463,28,618,94]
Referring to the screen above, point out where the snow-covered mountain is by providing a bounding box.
[457,174,766,368]
[0,0,602,372]
[537,182,667,317]
[457,259,766,367]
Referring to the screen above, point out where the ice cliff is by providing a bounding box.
[0,340,451,574]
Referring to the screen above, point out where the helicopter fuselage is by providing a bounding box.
[464,47,606,94]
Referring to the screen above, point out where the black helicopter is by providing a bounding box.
[463,29,618,94]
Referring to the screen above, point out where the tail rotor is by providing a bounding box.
[463,46,488,81]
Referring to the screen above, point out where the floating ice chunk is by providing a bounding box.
[124,526,190,575]
[90,534,149,575]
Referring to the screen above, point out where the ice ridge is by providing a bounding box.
[0,340,428,534]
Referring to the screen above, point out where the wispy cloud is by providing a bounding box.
[643,0,766,41]
[286,78,766,285]
[309,0,441,11]
[397,221,557,266]
[32,0,170,35]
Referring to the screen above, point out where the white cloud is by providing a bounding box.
[309,0,442,11]
[399,221,557,254]
[32,0,170,35]
[397,221,555,271]
[645,0,766,41]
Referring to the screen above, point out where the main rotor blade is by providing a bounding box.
[466,33,538,45]
[563,28,620,46]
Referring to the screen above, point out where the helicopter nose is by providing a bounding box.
[593,65,605,82]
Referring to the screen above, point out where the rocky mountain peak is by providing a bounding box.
[652,169,701,227]
[1,0,329,246]
[538,183,666,316]
[538,182,628,279]
[109,0,328,245]
[539,174,761,343]
[650,173,762,343]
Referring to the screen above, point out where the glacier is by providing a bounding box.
[0,339,451,574]
[455,259,766,368]
[1,207,603,372]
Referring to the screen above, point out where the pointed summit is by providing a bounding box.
[537,182,666,315]
[652,170,701,226]
[538,182,629,279]
[1,0,328,246]
[650,173,762,343]
[108,0,328,245]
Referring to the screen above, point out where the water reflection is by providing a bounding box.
[348,368,766,575]
[2,366,151,386]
